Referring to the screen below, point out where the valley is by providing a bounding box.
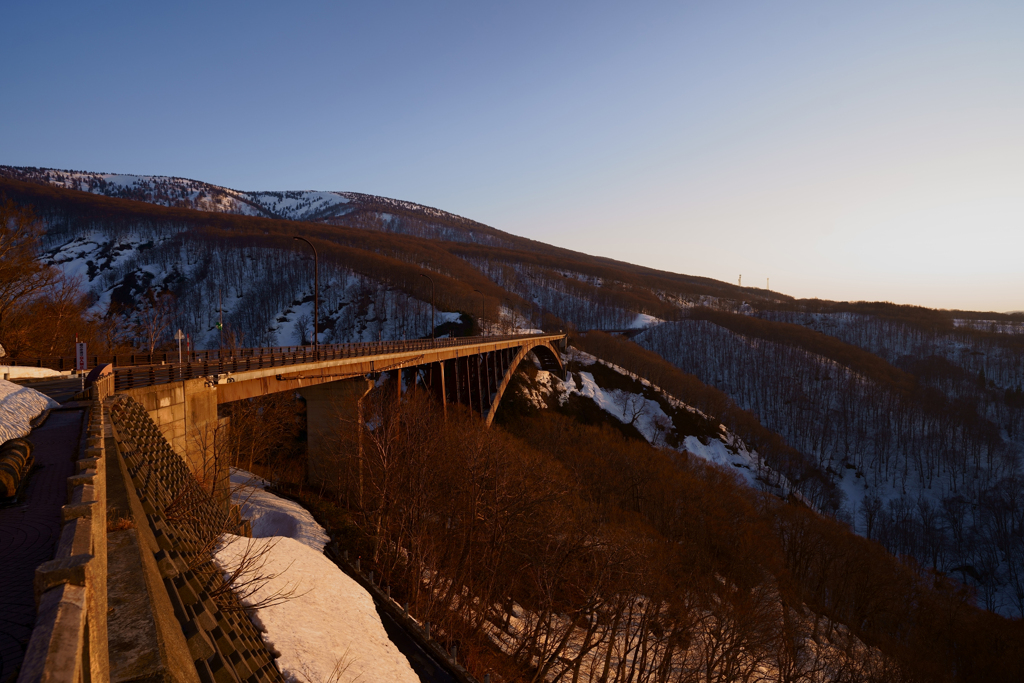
[1,166,1022,682]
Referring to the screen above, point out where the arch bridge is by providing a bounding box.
[103,333,566,473]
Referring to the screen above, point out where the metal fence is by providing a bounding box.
[7,334,555,374]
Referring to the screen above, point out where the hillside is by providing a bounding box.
[1,165,1022,662]
[0,172,786,350]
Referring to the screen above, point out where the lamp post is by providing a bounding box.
[419,273,434,341]
[293,236,318,358]
[473,289,484,336]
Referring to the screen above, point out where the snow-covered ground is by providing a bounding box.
[228,470,330,552]
[0,366,65,379]
[523,349,792,496]
[0,379,59,443]
[217,470,418,683]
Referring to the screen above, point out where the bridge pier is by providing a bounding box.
[425,361,447,419]
[299,377,375,495]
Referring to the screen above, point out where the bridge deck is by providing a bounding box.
[109,333,565,395]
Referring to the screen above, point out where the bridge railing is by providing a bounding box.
[110,333,560,391]
[6,333,560,374]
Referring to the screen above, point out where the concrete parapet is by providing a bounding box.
[19,400,109,683]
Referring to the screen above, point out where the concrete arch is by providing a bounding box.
[484,339,564,427]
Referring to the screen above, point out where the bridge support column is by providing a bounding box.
[300,377,374,495]
[430,361,447,419]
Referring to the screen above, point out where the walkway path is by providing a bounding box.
[0,409,83,682]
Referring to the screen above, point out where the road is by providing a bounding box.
[10,377,83,404]
[374,604,457,683]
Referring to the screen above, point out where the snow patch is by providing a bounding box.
[214,535,418,683]
[229,469,329,553]
[628,313,663,329]
[0,379,60,442]
[0,366,65,379]
[220,469,418,682]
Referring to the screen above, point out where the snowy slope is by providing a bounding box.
[521,348,795,497]
[218,469,418,683]
[42,227,459,350]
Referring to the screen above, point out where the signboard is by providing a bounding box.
[76,342,87,372]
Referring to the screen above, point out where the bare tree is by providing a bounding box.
[0,200,58,353]
[294,313,312,346]
[136,290,175,352]
[621,392,650,429]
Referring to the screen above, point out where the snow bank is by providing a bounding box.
[628,313,662,329]
[0,379,60,443]
[229,469,330,553]
[0,366,65,379]
[222,469,417,683]
[215,535,418,683]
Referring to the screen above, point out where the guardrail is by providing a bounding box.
[4,333,563,373]
[19,400,109,683]
[108,334,561,391]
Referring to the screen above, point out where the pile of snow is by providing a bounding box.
[229,469,330,552]
[0,366,65,379]
[218,470,418,683]
[0,379,60,443]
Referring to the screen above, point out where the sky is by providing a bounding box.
[3,1,1023,312]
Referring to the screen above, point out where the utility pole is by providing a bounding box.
[419,273,435,341]
[293,236,319,359]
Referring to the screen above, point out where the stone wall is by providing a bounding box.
[119,378,218,474]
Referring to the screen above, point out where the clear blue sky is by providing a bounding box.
[4,1,1023,312]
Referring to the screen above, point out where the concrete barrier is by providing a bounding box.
[19,400,109,683]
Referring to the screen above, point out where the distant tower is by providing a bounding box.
[738,274,742,287]
[767,277,770,291]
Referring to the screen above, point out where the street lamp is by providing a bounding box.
[473,289,484,336]
[419,273,434,341]
[293,236,318,358]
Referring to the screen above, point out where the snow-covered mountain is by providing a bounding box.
[0,165,518,248]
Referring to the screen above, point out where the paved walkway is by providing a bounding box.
[0,410,83,683]
[10,378,83,404]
